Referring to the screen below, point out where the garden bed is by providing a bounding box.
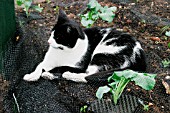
[1,0,170,113]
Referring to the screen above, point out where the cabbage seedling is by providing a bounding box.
[96,70,156,104]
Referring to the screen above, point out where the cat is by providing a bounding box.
[23,10,146,83]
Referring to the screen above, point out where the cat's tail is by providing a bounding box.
[85,68,125,85]
[85,67,146,86]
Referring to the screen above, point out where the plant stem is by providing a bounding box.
[113,77,130,104]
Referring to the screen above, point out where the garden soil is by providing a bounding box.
[0,0,170,113]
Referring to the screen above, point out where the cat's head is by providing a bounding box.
[48,10,85,50]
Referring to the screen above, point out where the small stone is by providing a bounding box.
[162,76,170,94]
[148,102,153,106]
[127,88,131,92]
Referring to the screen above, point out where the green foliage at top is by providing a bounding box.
[16,0,43,17]
[96,70,156,105]
[80,0,117,28]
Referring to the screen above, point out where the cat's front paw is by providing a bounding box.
[41,72,56,80]
[62,71,87,83]
[23,73,40,81]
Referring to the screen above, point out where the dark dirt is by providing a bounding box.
[1,0,170,113]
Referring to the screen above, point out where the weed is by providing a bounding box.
[138,99,152,111]
[162,59,170,68]
[80,105,88,113]
[80,0,117,28]
[16,0,43,17]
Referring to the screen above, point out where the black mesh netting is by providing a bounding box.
[3,18,95,113]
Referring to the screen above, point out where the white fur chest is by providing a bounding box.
[43,35,88,71]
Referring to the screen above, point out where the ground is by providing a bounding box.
[0,0,170,113]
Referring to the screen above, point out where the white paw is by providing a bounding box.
[23,73,40,81]
[41,72,55,80]
[62,71,87,83]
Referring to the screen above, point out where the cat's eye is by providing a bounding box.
[67,27,71,33]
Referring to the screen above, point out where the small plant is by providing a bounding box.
[96,70,156,105]
[161,26,170,48]
[80,0,117,28]
[16,0,43,17]
[138,99,153,111]
[162,59,170,68]
[80,105,88,113]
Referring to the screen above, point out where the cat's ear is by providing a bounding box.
[56,9,69,25]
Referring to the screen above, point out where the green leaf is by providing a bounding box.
[96,86,110,99]
[122,70,137,79]
[24,0,32,8]
[109,6,117,12]
[87,0,101,11]
[165,31,170,37]
[80,105,88,113]
[162,59,170,67]
[168,42,170,49]
[99,6,117,23]
[132,73,156,90]
[17,0,24,6]
[81,17,95,28]
[32,5,43,12]
[113,70,137,79]
[110,72,121,81]
[109,82,118,89]
[99,11,115,23]
[143,105,149,111]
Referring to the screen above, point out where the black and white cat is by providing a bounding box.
[23,10,146,83]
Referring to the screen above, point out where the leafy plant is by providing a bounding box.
[138,99,151,111]
[161,26,170,48]
[80,0,117,28]
[80,105,88,113]
[96,70,156,105]
[162,59,170,68]
[16,0,43,17]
